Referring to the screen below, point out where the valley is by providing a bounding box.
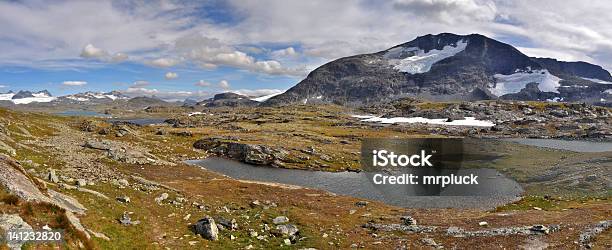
[0,99,610,249]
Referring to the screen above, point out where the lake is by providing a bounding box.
[55,110,112,118]
[187,157,523,209]
[506,138,612,152]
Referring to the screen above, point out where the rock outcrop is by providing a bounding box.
[193,137,290,166]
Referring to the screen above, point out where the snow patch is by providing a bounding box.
[386,40,468,74]
[11,96,56,104]
[604,89,612,94]
[32,92,50,98]
[66,96,89,101]
[252,91,284,102]
[353,115,495,127]
[582,77,612,84]
[0,93,15,101]
[490,69,561,96]
[0,93,56,104]
[546,97,564,102]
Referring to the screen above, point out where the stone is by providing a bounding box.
[153,193,168,204]
[273,216,289,224]
[275,224,299,236]
[479,221,488,227]
[119,212,133,225]
[530,225,549,234]
[117,179,130,186]
[216,217,238,230]
[585,174,597,181]
[355,201,368,207]
[284,239,292,245]
[400,216,417,226]
[421,238,441,248]
[76,179,87,187]
[194,216,219,241]
[47,169,59,183]
[116,195,131,203]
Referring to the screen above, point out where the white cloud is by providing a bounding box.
[195,80,211,87]
[62,81,87,86]
[271,47,297,57]
[0,85,7,88]
[164,72,178,80]
[80,44,108,58]
[111,53,129,62]
[122,87,211,102]
[124,87,158,95]
[2,0,612,75]
[150,58,179,67]
[392,0,497,24]
[80,44,129,63]
[218,80,230,90]
[175,34,306,76]
[132,80,149,87]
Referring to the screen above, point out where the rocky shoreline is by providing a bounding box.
[359,99,612,139]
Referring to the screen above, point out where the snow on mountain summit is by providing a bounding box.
[385,40,468,74]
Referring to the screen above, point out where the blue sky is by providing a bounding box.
[1,0,612,100]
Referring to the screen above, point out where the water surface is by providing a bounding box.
[55,110,111,118]
[187,157,523,209]
[506,138,612,153]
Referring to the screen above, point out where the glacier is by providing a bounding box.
[490,69,561,96]
[385,40,468,74]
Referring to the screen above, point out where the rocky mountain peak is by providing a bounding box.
[265,33,612,106]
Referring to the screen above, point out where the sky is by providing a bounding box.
[2,0,612,101]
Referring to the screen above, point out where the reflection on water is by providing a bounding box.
[55,110,111,118]
[506,138,612,152]
[187,157,523,209]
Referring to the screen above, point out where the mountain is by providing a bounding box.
[57,91,129,104]
[265,33,612,106]
[0,90,56,104]
[195,92,259,107]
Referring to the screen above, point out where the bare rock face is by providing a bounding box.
[0,214,33,250]
[0,154,52,203]
[0,154,91,240]
[196,92,259,107]
[194,216,219,241]
[193,137,289,166]
[84,139,158,165]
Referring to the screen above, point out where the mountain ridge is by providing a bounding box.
[265,33,612,106]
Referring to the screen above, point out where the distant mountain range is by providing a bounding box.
[0,89,276,107]
[265,33,612,106]
[0,90,129,105]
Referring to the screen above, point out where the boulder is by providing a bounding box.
[194,216,219,241]
[47,169,59,183]
[116,195,131,203]
[155,193,169,203]
[274,224,299,237]
[400,216,417,226]
[272,216,289,225]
